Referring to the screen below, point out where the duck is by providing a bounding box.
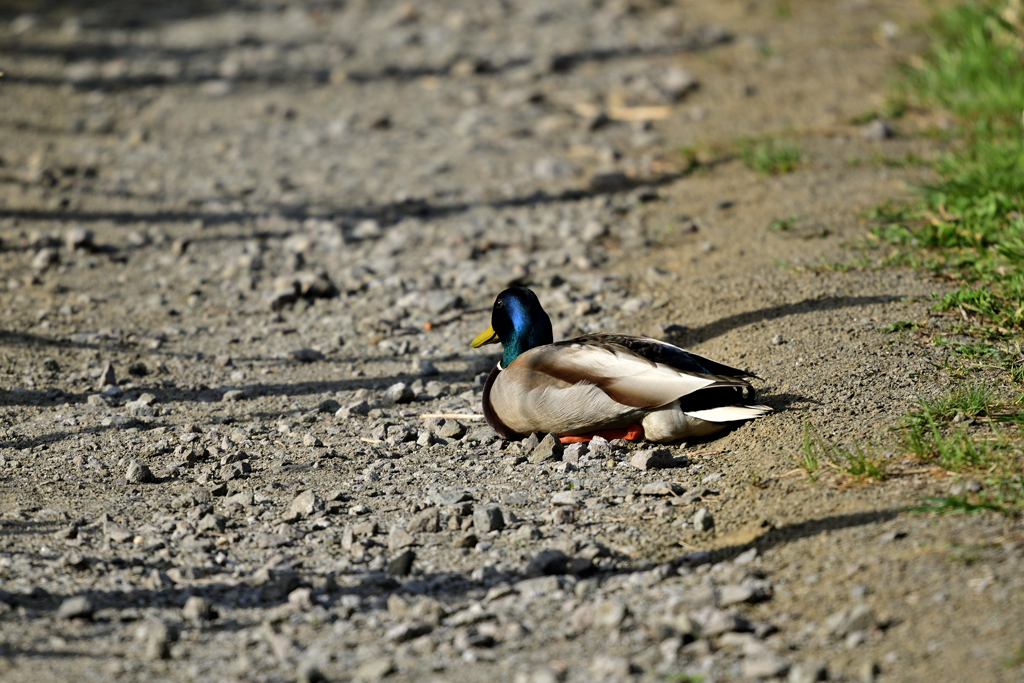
[470,287,771,443]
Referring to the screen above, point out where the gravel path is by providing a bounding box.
[1,2,1023,682]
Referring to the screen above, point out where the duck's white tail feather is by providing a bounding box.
[683,404,772,423]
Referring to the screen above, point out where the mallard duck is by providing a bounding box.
[470,287,771,443]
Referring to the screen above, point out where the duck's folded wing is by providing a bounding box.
[521,341,741,409]
[569,333,759,379]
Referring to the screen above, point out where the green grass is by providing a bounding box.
[665,673,705,683]
[739,137,801,175]
[859,1,1024,515]
[907,495,1006,515]
[900,2,1024,137]
[866,2,1024,338]
[897,385,1024,513]
[793,423,888,481]
[768,215,800,232]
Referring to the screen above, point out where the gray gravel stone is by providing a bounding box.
[382,382,415,405]
[353,656,394,682]
[788,661,828,683]
[289,490,320,518]
[529,433,563,464]
[825,603,875,637]
[630,448,674,470]
[640,481,685,496]
[525,549,569,577]
[125,459,156,483]
[693,507,715,531]
[182,596,215,622]
[435,419,465,439]
[407,507,440,533]
[742,653,790,679]
[473,504,505,532]
[56,595,94,620]
[386,550,416,576]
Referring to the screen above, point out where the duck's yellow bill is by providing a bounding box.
[470,324,499,348]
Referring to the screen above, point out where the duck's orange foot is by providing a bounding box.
[559,424,644,444]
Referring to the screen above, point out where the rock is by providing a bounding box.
[385,621,432,643]
[513,525,542,542]
[435,420,465,439]
[56,595,94,620]
[734,547,758,565]
[388,525,416,550]
[591,600,628,628]
[302,433,323,447]
[141,618,173,660]
[719,582,771,606]
[65,226,94,251]
[430,489,472,505]
[222,389,246,402]
[473,504,505,532]
[32,247,59,271]
[407,507,440,533]
[631,448,674,470]
[386,550,416,576]
[562,442,587,465]
[742,653,790,679]
[196,514,226,534]
[289,490,320,518]
[452,533,477,549]
[551,490,586,506]
[289,587,314,610]
[124,459,155,484]
[182,596,215,622]
[289,348,324,363]
[382,382,414,405]
[254,569,302,602]
[588,171,632,193]
[103,520,134,543]
[524,549,569,577]
[640,481,685,496]
[825,604,875,637]
[528,433,563,464]
[411,358,439,376]
[693,507,714,531]
[589,655,633,680]
[862,119,894,140]
[552,507,575,525]
[353,656,394,682]
[788,661,828,683]
[97,362,116,389]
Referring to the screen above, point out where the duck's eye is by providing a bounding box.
[495,300,504,308]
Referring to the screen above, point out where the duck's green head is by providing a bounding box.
[470,287,553,368]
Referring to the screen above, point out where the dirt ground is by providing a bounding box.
[1,1,1023,682]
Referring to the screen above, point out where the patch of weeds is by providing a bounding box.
[773,1,791,19]
[739,137,801,175]
[768,215,800,232]
[794,423,888,481]
[1004,644,1024,669]
[791,423,822,481]
[856,2,1024,517]
[908,384,996,423]
[907,495,1005,515]
[899,388,1024,513]
[747,470,768,489]
[665,673,705,683]
[883,320,919,333]
[947,542,985,564]
[901,1,1024,136]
